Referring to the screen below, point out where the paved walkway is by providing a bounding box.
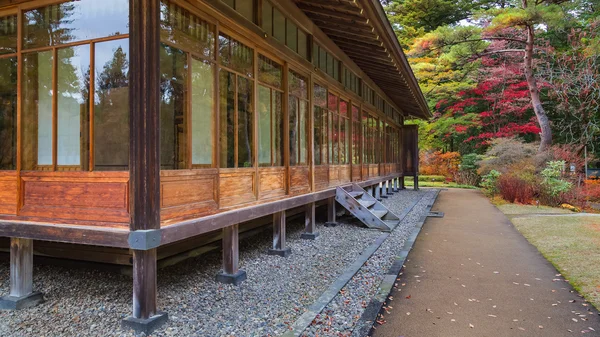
[374,188,600,337]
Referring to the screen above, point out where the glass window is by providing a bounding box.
[94,40,129,171]
[0,56,16,170]
[191,57,214,166]
[219,33,253,78]
[237,76,253,167]
[314,84,327,165]
[0,14,17,55]
[237,0,254,22]
[261,1,273,35]
[297,30,307,60]
[219,69,235,168]
[286,21,298,52]
[258,55,282,89]
[159,44,187,170]
[161,1,215,59]
[273,8,285,43]
[319,47,326,72]
[23,0,128,50]
[289,70,308,166]
[352,105,360,165]
[258,55,283,167]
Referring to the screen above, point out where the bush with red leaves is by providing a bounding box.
[497,174,537,204]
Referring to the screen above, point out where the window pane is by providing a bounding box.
[313,107,322,165]
[0,15,17,55]
[0,57,16,170]
[273,91,283,167]
[94,39,129,171]
[22,51,52,170]
[237,76,253,167]
[219,33,253,77]
[299,99,308,165]
[273,8,285,42]
[258,85,271,166]
[191,57,213,166]
[258,55,282,88]
[286,21,297,52]
[236,0,254,22]
[57,46,90,168]
[160,44,187,169]
[23,0,128,49]
[312,43,318,67]
[289,70,307,99]
[161,1,215,59]
[328,93,337,112]
[313,84,326,108]
[288,97,297,166]
[261,0,273,35]
[331,113,338,164]
[219,69,235,168]
[297,30,307,59]
[319,47,326,71]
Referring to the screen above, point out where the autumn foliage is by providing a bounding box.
[419,151,461,177]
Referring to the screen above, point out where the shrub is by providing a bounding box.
[497,174,536,204]
[478,138,538,175]
[541,161,573,197]
[454,153,481,186]
[419,150,461,177]
[481,170,501,196]
[417,175,446,182]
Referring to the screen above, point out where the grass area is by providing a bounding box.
[403,177,477,189]
[500,204,600,309]
[497,203,573,215]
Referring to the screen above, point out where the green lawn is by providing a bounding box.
[497,203,573,215]
[499,204,600,309]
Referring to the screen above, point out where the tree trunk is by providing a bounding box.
[522,4,552,152]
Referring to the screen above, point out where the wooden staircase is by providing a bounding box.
[335,183,401,232]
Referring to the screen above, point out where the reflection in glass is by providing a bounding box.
[289,71,308,166]
[57,46,90,167]
[259,85,272,166]
[299,100,308,165]
[160,44,187,169]
[23,0,128,50]
[94,39,129,171]
[22,51,53,170]
[219,33,253,78]
[0,57,16,169]
[0,15,17,55]
[238,76,253,167]
[191,57,214,166]
[258,55,282,88]
[219,69,235,168]
[288,97,297,166]
[160,1,215,60]
[352,105,360,165]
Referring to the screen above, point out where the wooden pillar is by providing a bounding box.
[381,181,388,199]
[301,202,319,240]
[414,175,419,190]
[216,224,247,284]
[393,177,399,192]
[0,238,44,310]
[268,211,292,257]
[325,196,338,227]
[387,179,394,195]
[400,176,405,190]
[375,183,382,201]
[122,0,167,333]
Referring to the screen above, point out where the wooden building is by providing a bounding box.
[0,0,429,333]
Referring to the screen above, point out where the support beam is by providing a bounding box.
[0,238,44,310]
[393,177,399,192]
[399,176,405,190]
[381,181,388,199]
[301,202,319,240]
[387,180,394,195]
[414,175,419,191]
[216,224,247,285]
[122,0,167,333]
[375,183,382,201]
[325,197,338,227]
[268,211,292,257]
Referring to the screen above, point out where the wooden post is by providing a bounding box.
[122,0,167,333]
[375,183,382,201]
[216,224,247,284]
[387,179,394,195]
[268,211,292,257]
[325,196,338,227]
[414,175,419,190]
[381,181,388,198]
[393,177,399,192]
[0,238,44,310]
[399,176,405,190]
[301,202,319,240]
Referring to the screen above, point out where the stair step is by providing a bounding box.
[358,200,376,208]
[349,191,364,198]
[371,210,388,219]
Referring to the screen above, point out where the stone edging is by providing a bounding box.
[281,193,426,337]
[350,189,442,337]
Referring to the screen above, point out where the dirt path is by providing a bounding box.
[373,188,600,337]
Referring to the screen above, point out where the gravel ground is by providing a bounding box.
[302,189,438,337]
[0,189,431,337]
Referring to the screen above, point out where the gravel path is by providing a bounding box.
[302,189,437,337]
[0,189,431,337]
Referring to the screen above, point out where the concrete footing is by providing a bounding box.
[121,311,168,335]
[324,222,338,227]
[0,292,44,310]
[300,232,320,240]
[215,270,247,285]
[268,248,292,257]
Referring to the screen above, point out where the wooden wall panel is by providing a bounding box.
[362,166,369,180]
[219,169,256,207]
[339,165,351,183]
[290,166,310,195]
[258,167,286,200]
[352,165,361,182]
[314,165,329,190]
[161,170,218,222]
[0,172,17,215]
[19,172,129,224]
[328,165,340,187]
[369,164,379,177]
